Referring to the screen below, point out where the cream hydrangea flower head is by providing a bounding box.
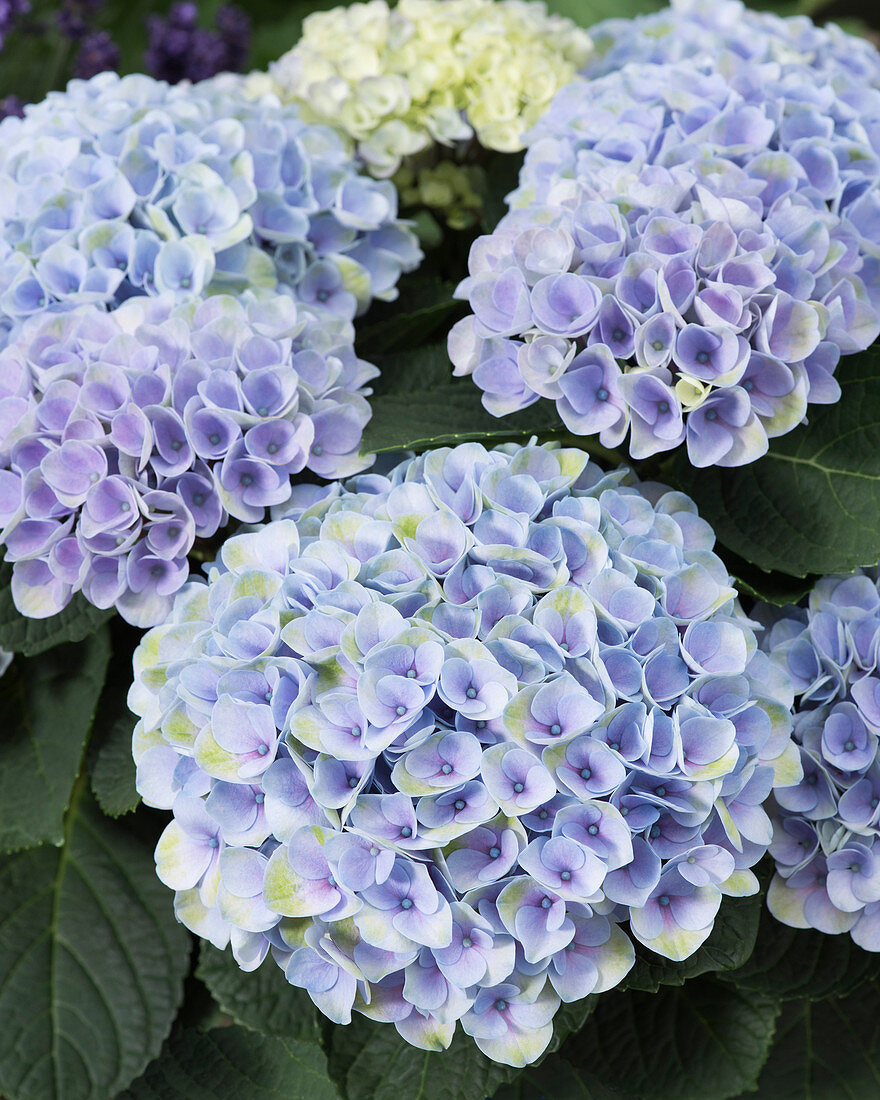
[260,0,593,179]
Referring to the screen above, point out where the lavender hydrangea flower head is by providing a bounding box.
[585,0,880,86]
[761,570,880,951]
[131,441,799,1065]
[0,291,377,625]
[0,71,421,340]
[450,40,880,468]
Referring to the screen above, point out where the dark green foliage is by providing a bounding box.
[121,1026,340,1099]
[677,345,880,578]
[0,629,111,852]
[0,785,190,1100]
[196,942,322,1042]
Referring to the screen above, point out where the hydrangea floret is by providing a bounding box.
[761,571,880,951]
[0,292,376,625]
[585,0,880,86]
[130,441,799,1065]
[449,49,880,467]
[0,70,421,342]
[256,0,593,178]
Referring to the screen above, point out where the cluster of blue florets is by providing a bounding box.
[449,19,880,467]
[130,441,798,1065]
[584,0,880,85]
[762,572,880,951]
[0,71,421,346]
[0,292,376,626]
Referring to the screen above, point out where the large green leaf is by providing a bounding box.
[622,892,762,993]
[370,341,453,399]
[0,783,190,1100]
[363,381,564,455]
[718,906,880,1002]
[0,563,113,658]
[495,1058,626,1100]
[326,1015,519,1100]
[563,977,780,1100]
[0,629,110,852]
[676,346,880,578]
[121,1026,340,1100]
[196,942,320,1042]
[748,982,880,1099]
[357,278,466,359]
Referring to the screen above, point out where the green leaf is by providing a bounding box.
[748,982,880,1099]
[88,629,143,818]
[89,712,139,818]
[564,977,780,1100]
[495,1057,626,1100]
[622,892,762,993]
[545,998,596,1056]
[120,1026,340,1100]
[0,783,190,1100]
[675,345,880,578]
[370,341,453,398]
[357,277,466,358]
[718,905,880,1002]
[0,563,114,657]
[326,1014,518,1100]
[363,382,564,455]
[726,551,816,607]
[0,629,111,852]
[196,942,320,1042]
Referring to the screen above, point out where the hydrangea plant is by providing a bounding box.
[761,571,880,951]
[449,49,880,466]
[0,70,421,344]
[0,292,376,625]
[130,441,799,1065]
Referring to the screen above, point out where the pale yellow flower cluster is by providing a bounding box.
[258,0,593,178]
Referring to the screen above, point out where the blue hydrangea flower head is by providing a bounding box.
[585,0,880,86]
[761,570,880,950]
[0,71,421,343]
[131,440,799,1065]
[450,38,880,468]
[0,292,377,625]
